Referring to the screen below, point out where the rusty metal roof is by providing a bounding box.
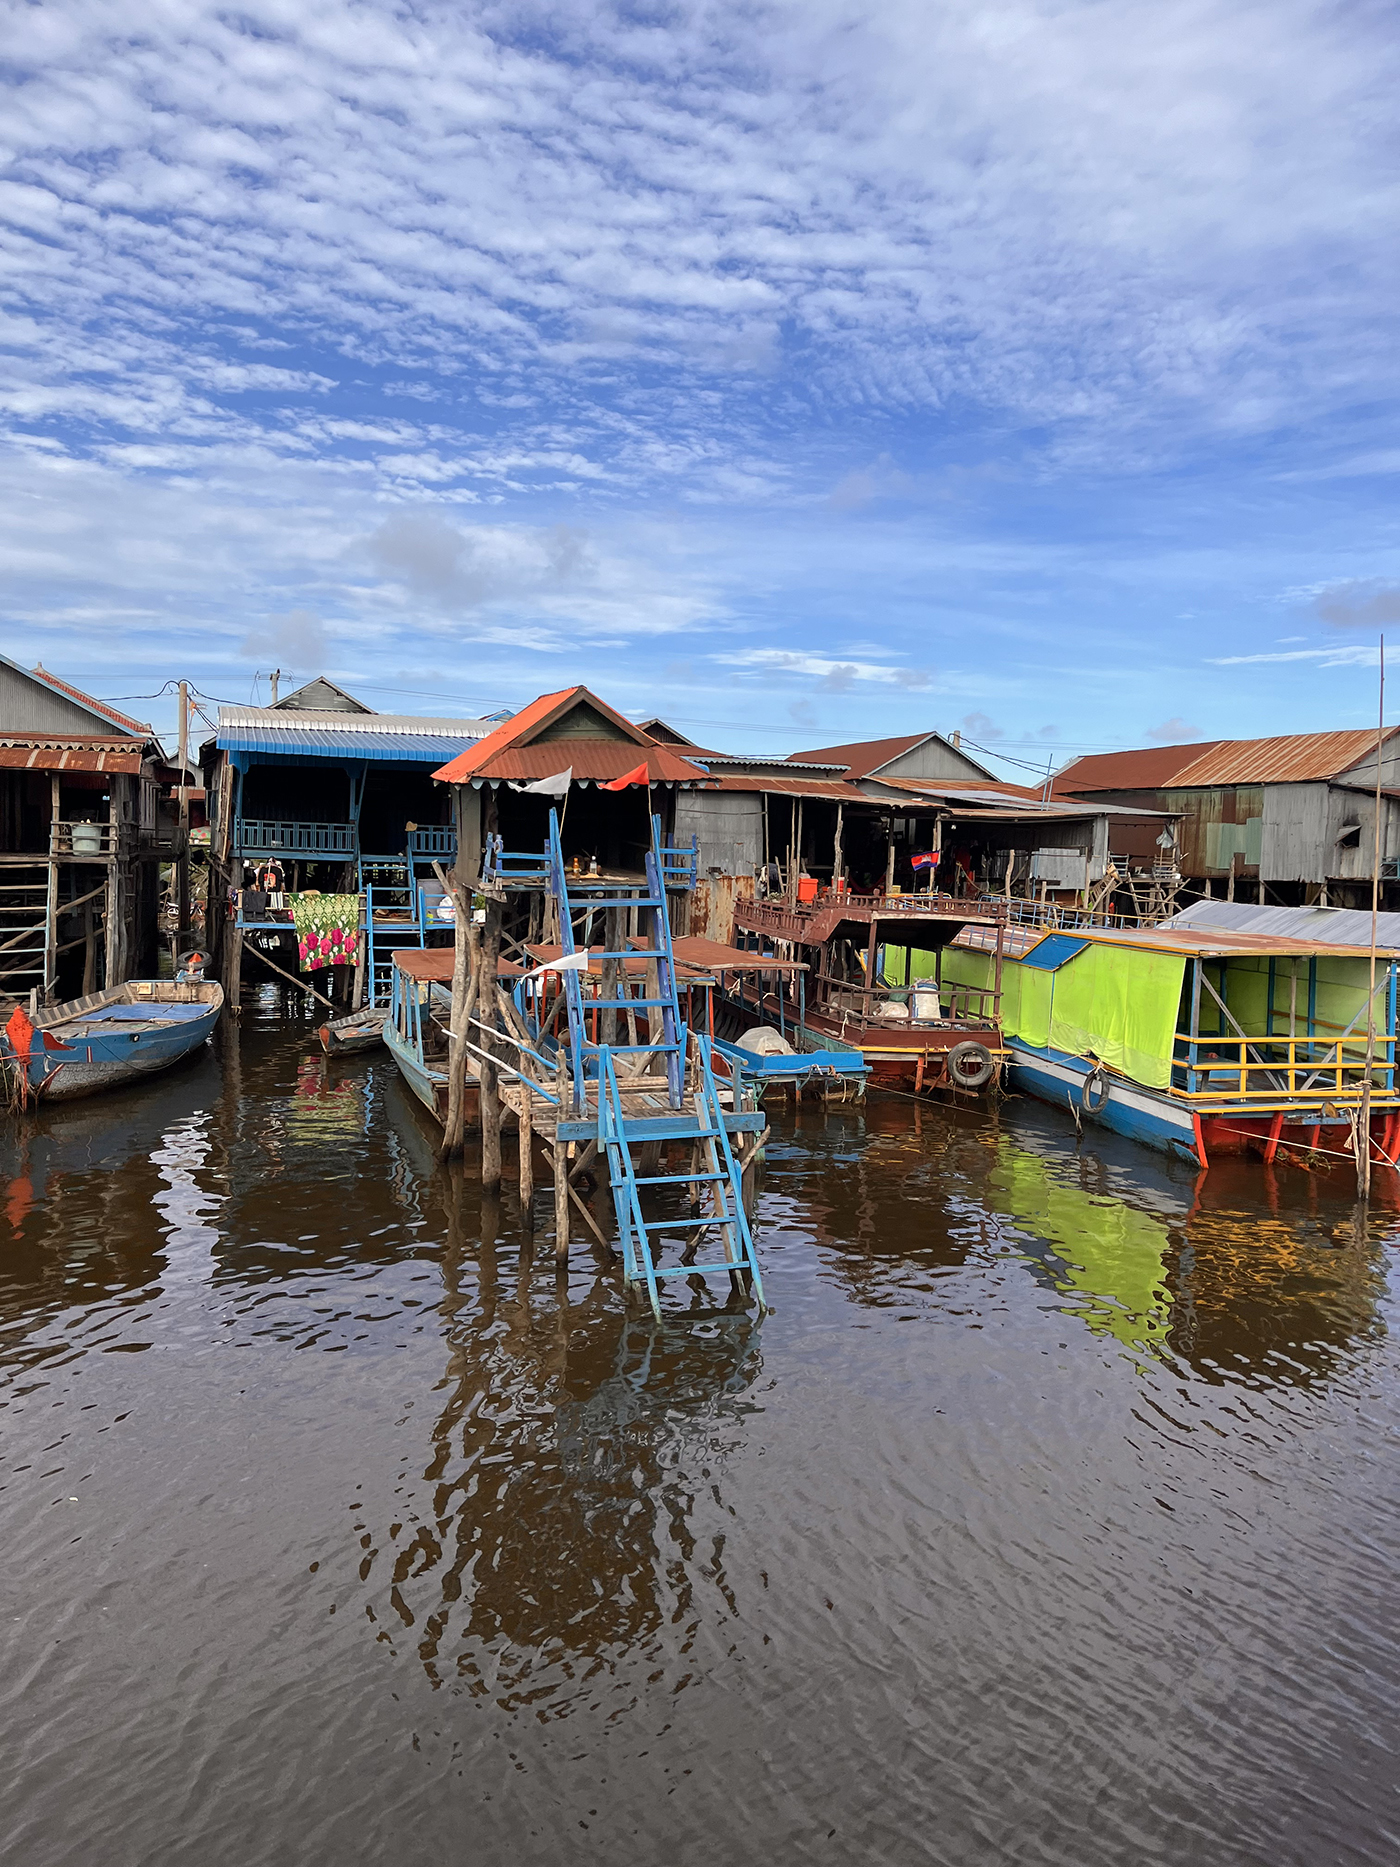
[1053,741,1227,792]
[1057,728,1400,794]
[1167,729,1400,786]
[787,731,993,780]
[392,949,522,981]
[0,737,147,773]
[709,773,867,802]
[433,686,711,786]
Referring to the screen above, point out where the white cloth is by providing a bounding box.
[510,767,572,795]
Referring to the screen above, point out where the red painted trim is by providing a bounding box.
[1192,1111,1209,1171]
[1263,1109,1285,1166]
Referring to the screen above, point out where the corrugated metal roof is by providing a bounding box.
[461,740,711,785]
[219,707,489,736]
[433,687,711,785]
[27,665,153,737]
[709,774,866,802]
[1164,899,1400,949]
[220,728,481,762]
[1053,741,1225,793]
[788,731,994,781]
[0,741,145,773]
[1057,728,1400,794]
[1168,729,1400,786]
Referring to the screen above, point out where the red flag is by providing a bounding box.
[601,761,650,792]
[4,1004,34,1067]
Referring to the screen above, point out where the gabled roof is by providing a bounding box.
[3,655,155,739]
[788,731,994,781]
[273,676,373,714]
[432,686,712,786]
[1056,728,1400,794]
[637,716,704,749]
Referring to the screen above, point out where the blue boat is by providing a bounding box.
[1,976,224,1103]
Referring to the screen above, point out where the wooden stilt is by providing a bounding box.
[554,1052,571,1269]
[435,862,481,1163]
[518,1088,535,1229]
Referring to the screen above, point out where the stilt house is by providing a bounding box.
[0,655,170,1003]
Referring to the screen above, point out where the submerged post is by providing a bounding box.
[553,1050,570,1270]
[435,861,480,1163]
[480,899,503,1193]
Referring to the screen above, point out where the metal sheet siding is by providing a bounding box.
[674,789,763,877]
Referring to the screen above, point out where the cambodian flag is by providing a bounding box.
[910,851,937,870]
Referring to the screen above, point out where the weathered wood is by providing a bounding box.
[553,1053,570,1268]
[518,1086,535,1228]
[480,917,503,1193]
[245,941,338,1011]
[434,861,480,1163]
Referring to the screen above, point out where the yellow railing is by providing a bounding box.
[1171,1032,1397,1103]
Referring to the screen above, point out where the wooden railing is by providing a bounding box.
[234,819,357,855]
[50,821,116,857]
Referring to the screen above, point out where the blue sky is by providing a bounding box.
[3,0,1399,771]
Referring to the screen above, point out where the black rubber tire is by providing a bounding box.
[946,1040,995,1090]
[1081,1064,1110,1112]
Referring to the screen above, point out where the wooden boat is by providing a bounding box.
[938,918,1400,1173]
[382,948,522,1128]
[318,1004,386,1055]
[1,977,223,1103]
[727,893,1005,1092]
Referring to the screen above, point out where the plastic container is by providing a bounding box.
[71,822,102,856]
[912,981,941,1021]
[797,875,818,904]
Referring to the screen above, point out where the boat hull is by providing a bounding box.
[4,982,224,1103]
[1005,1041,1201,1163]
[319,1007,386,1055]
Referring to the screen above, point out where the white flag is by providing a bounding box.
[521,950,594,982]
[510,766,572,795]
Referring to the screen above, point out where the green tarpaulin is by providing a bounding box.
[905,940,1186,1090]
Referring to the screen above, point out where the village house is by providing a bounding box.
[1053,729,1400,908]
[0,654,173,1003]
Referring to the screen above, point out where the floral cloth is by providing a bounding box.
[290,893,360,972]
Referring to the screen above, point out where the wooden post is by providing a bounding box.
[554,1051,570,1269]
[176,679,191,939]
[833,801,844,892]
[885,821,896,893]
[601,906,621,1046]
[436,863,480,1163]
[518,1084,535,1228]
[104,869,120,988]
[82,895,97,996]
[479,899,503,1192]
[44,857,58,998]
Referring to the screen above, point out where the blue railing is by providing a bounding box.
[407,827,457,859]
[235,819,357,856]
[482,830,550,891]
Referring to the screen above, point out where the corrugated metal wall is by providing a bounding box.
[0,664,116,737]
[674,791,763,879]
[1261,783,1400,883]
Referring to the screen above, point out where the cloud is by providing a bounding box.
[716,649,933,688]
[1313,581,1400,631]
[959,710,1004,742]
[789,699,818,728]
[1209,645,1378,666]
[241,609,328,665]
[1146,717,1203,742]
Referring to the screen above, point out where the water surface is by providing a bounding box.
[2,998,1397,1865]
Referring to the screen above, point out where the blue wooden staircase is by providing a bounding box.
[518,809,765,1317]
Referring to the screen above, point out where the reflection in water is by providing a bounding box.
[1,998,1398,1867]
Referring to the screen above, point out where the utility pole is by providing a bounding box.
[1360,634,1385,1200]
[270,668,281,704]
[176,680,191,941]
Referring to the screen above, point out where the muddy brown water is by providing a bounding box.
[2,994,1398,1866]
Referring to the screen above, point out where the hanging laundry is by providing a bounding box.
[290,893,360,972]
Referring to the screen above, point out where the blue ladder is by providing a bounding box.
[599,1037,764,1319]
[361,854,423,1007]
[546,809,687,1115]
